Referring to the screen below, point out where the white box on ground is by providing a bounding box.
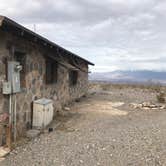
[33,98,54,129]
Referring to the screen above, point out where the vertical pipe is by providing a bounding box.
[9,95,12,130]
[6,94,12,149]
[14,94,17,142]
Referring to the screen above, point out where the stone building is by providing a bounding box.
[0,16,94,145]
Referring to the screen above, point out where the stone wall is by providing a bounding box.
[0,30,9,114]
[0,30,89,143]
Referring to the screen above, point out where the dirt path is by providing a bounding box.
[1,87,166,166]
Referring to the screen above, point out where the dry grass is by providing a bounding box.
[89,81,166,105]
[89,81,166,93]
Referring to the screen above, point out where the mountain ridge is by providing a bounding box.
[89,70,166,85]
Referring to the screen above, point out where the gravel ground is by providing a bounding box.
[1,85,166,166]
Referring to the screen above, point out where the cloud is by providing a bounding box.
[0,0,166,72]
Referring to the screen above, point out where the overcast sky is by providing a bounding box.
[0,0,166,72]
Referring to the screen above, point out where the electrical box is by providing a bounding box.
[33,98,54,129]
[2,82,12,94]
[8,61,22,93]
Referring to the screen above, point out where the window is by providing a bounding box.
[46,58,58,84]
[69,70,78,86]
[14,51,26,88]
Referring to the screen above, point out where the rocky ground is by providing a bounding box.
[1,83,166,166]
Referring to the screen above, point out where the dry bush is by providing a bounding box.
[88,81,103,91]
[156,91,165,103]
[145,82,162,92]
[101,84,112,91]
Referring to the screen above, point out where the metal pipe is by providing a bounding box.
[14,94,17,142]
[11,94,13,138]
[6,94,12,149]
[9,95,12,127]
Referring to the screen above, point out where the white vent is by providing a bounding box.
[33,98,53,129]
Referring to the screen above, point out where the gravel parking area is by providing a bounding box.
[1,85,166,166]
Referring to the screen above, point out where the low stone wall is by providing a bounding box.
[0,30,89,144]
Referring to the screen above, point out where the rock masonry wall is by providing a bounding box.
[0,30,89,143]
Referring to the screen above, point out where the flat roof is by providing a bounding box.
[0,16,94,66]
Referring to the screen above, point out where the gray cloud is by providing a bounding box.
[0,0,166,72]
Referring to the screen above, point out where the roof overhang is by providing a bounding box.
[58,61,79,71]
[0,15,94,66]
[47,54,90,73]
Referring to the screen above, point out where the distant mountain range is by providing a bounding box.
[89,70,166,85]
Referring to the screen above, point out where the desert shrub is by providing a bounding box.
[101,84,112,91]
[156,91,165,103]
[149,83,162,92]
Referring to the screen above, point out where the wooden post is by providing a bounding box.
[6,125,11,149]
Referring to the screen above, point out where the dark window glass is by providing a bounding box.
[46,58,58,84]
[69,70,78,86]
